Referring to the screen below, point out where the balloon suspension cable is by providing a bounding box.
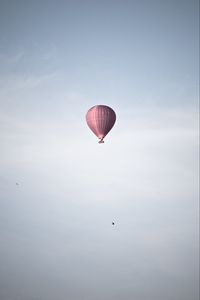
[98,138,104,144]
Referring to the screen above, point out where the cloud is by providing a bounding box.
[0,104,198,202]
[0,50,25,65]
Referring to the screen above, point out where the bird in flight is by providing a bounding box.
[112,222,115,226]
[16,182,19,185]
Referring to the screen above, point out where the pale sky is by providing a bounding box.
[0,0,199,300]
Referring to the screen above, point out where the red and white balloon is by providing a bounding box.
[86,105,116,143]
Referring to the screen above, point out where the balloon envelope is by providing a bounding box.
[86,105,116,142]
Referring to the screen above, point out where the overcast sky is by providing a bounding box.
[0,0,199,299]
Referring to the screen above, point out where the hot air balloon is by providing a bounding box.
[86,105,116,143]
